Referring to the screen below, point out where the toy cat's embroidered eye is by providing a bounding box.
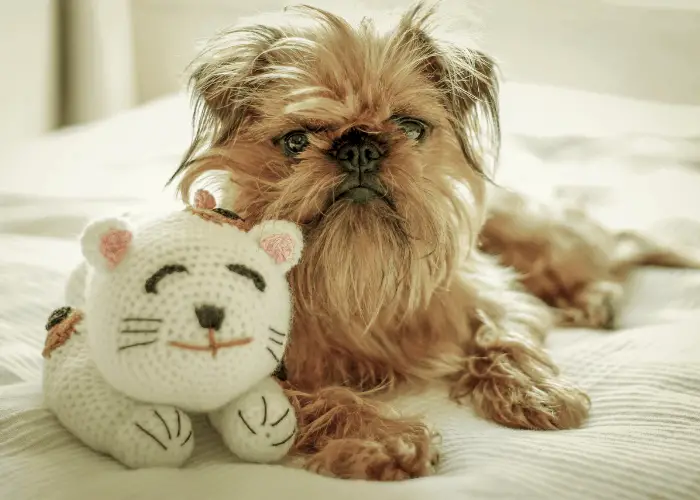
[227,264,266,292]
[145,264,188,294]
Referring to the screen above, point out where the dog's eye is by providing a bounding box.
[281,131,309,156]
[394,118,427,141]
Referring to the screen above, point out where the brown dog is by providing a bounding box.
[169,2,659,480]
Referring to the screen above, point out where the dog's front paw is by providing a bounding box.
[111,406,194,468]
[520,379,591,430]
[305,426,439,481]
[473,375,591,431]
[556,280,623,330]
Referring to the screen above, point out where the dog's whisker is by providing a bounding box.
[118,340,158,351]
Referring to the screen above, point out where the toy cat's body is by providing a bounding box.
[42,197,303,468]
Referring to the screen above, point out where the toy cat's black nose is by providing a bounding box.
[195,304,225,330]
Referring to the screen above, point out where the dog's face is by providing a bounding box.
[175,3,500,326]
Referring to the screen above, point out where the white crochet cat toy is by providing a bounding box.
[42,190,302,469]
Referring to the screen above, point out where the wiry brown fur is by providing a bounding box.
[284,383,439,479]
[167,1,690,481]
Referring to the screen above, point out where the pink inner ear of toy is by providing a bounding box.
[260,234,295,264]
[194,189,217,210]
[100,229,132,268]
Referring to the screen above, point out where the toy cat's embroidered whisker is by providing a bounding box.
[120,329,159,334]
[266,347,280,363]
[238,411,256,435]
[181,430,193,446]
[135,423,167,450]
[153,410,171,439]
[176,410,181,437]
[266,329,285,363]
[118,340,157,351]
[261,396,268,425]
[270,408,290,427]
[269,327,286,337]
[271,430,296,447]
[122,318,162,322]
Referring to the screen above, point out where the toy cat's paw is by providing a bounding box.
[211,381,296,463]
[233,394,297,461]
[112,405,194,468]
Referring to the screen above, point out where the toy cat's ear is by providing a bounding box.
[80,218,133,271]
[194,189,216,210]
[248,221,304,273]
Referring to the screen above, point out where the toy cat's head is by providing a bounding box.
[80,193,303,412]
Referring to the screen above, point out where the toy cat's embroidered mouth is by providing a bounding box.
[169,330,253,357]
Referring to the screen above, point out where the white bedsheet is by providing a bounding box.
[2,84,700,500]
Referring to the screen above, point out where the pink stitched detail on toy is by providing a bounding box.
[261,234,295,264]
[194,189,216,210]
[100,229,132,268]
[42,309,84,359]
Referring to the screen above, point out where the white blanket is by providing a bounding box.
[2,84,700,500]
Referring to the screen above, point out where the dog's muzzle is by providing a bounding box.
[330,130,388,204]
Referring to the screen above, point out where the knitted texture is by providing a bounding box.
[42,192,303,468]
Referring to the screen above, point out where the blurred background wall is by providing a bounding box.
[1,0,699,147]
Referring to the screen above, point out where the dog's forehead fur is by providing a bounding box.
[247,11,445,130]
[187,2,494,143]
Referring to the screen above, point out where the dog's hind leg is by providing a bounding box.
[480,187,627,329]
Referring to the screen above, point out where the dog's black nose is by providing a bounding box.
[195,305,225,330]
[334,131,384,174]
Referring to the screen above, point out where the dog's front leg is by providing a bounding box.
[282,383,439,480]
[448,255,591,430]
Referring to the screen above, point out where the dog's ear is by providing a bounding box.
[398,4,500,179]
[429,46,500,179]
[169,24,283,188]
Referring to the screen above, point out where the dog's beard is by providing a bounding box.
[285,167,471,331]
[299,201,413,325]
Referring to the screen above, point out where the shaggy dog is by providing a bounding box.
[169,1,680,480]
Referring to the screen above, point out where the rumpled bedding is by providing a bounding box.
[1,84,700,499]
